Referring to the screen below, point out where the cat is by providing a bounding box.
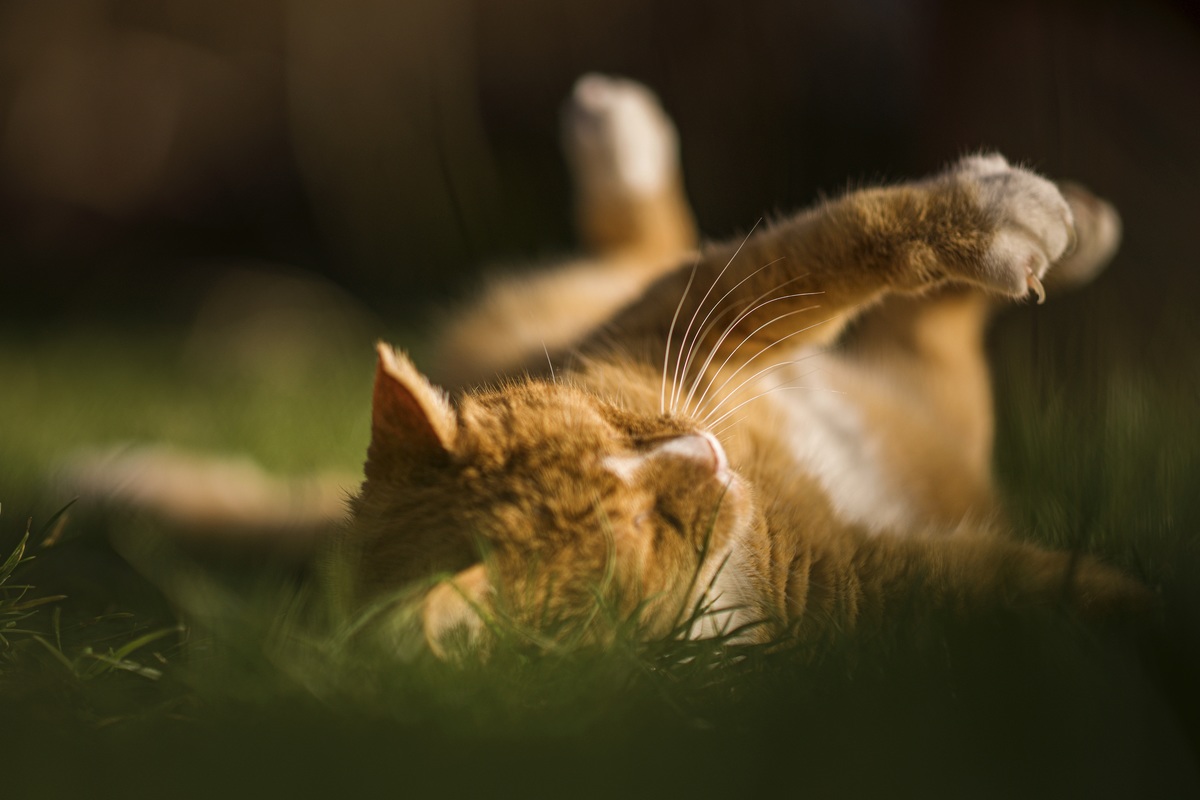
[344,74,1146,657]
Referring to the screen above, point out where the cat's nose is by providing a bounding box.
[658,431,730,478]
[604,431,733,484]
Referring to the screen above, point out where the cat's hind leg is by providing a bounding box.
[56,445,355,557]
[788,524,1152,633]
[431,75,698,388]
[562,73,697,260]
[1042,181,1122,293]
[831,288,999,524]
[830,177,1122,525]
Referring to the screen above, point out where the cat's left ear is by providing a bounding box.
[367,342,457,478]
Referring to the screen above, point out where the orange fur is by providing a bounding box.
[345,77,1145,655]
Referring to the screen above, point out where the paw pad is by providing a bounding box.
[952,154,1076,302]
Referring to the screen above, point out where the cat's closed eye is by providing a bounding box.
[654,506,687,538]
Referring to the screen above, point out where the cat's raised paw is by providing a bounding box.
[561,74,680,198]
[1043,181,1122,293]
[951,154,1077,303]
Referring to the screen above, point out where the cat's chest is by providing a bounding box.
[751,355,920,533]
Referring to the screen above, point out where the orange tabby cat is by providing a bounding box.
[348,75,1144,656]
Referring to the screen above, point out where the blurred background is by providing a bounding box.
[1,0,1197,322]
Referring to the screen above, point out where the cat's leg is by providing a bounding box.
[824,181,1121,523]
[1041,181,1122,293]
[596,154,1100,407]
[816,288,1001,524]
[844,176,1120,371]
[784,524,1151,632]
[58,445,355,556]
[562,73,697,260]
[432,75,698,388]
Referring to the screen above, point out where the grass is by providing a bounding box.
[1,293,1198,798]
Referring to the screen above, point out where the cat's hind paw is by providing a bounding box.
[1043,181,1122,293]
[561,73,680,199]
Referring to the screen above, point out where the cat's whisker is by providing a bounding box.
[541,340,557,384]
[698,358,818,425]
[670,287,774,417]
[700,362,845,430]
[669,221,761,415]
[677,287,807,418]
[686,303,824,418]
[704,378,833,431]
[661,258,700,415]
[708,414,747,440]
[667,225,768,412]
[674,259,792,415]
[680,284,817,416]
[696,316,839,422]
[686,281,815,382]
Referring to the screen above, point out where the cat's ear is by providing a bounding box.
[422,564,491,659]
[367,342,457,478]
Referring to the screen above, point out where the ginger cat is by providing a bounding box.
[347,75,1144,656]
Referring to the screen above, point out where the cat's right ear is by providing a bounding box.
[367,342,457,479]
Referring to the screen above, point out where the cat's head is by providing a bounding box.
[349,343,755,656]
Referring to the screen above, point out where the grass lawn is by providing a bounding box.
[1,285,1198,797]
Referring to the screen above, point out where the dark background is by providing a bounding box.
[3,3,1200,794]
[1,0,1197,328]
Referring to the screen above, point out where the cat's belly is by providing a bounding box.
[760,356,921,534]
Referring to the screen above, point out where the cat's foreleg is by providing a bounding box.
[600,154,1085,371]
[843,177,1120,369]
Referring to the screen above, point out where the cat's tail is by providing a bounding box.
[54,444,356,558]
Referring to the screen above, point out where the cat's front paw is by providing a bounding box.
[951,154,1077,303]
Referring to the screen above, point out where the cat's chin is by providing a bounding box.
[719,471,745,513]
[712,471,754,555]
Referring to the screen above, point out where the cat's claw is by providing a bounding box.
[949,153,1076,301]
[1026,270,1046,305]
